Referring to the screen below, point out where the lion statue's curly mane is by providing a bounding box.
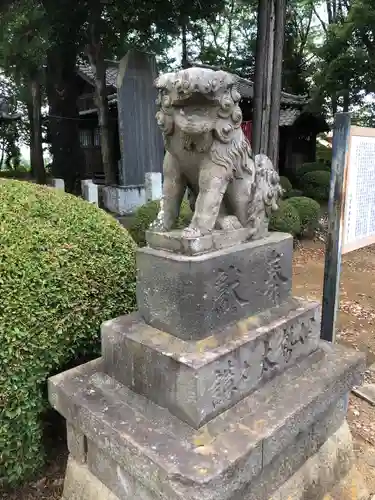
[153,67,282,239]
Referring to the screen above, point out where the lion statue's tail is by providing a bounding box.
[247,154,283,233]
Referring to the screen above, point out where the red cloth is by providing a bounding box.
[241,121,252,144]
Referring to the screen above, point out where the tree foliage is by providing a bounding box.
[0,0,48,181]
[311,0,375,116]
[1,0,375,185]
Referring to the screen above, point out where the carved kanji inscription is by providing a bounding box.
[264,249,289,303]
[211,359,237,408]
[263,319,314,374]
[214,265,249,315]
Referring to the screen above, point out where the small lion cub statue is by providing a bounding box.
[152,67,282,240]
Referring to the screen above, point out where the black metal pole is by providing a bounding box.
[321,113,351,342]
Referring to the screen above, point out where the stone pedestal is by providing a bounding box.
[81,179,99,206]
[49,230,366,500]
[145,172,162,203]
[102,185,145,215]
[51,178,65,191]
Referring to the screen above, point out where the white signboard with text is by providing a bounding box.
[342,126,375,254]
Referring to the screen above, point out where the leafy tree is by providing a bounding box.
[188,0,258,76]
[81,0,226,184]
[41,0,87,193]
[283,0,318,95]
[0,0,47,183]
[311,0,374,115]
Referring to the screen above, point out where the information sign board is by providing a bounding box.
[342,126,375,254]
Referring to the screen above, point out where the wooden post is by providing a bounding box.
[253,0,270,155]
[253,0,286,168]
[261,0,274,155]
[268,0,286,169]
[321,113,351,342]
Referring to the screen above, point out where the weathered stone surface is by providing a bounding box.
[48,342,364,500]
[329,465,369,500]
[234,401,351,500]
[145,227,252,255]
[60,418,359,500]
[137,232,293,340]
[267,421,355,500]
[83,396,347,500]
[66,423,87,464]
[62,456,119,500]
[87,440,165,499]
[102,297,321,427]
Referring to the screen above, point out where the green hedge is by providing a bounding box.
[279,176,293,194]
[301,170,331,201]
[269,200,301,237]
[284,188,303,199]
[316,143,332,164]
[129,198,192,246]
[296,162,331,181]
[287,196,320,236]
[0,180,137,486]
[0,170,31,180]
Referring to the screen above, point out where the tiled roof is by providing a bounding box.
[77,62,119,89]
[190,63,309,106]
[235,76,308,106]
[77,61,308,106]
[77,62,308,126]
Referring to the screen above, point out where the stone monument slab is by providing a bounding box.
[137,232,293,340]
[116,50,163,188]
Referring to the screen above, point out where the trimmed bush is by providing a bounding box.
[269,200,301,236]
[129,198,192,246]
[301,170,331,201]
[279,175,293,194]
[287,196,321,237]
[284,188,303,199]
[316,143,332,164]
[296,161,331,182]
[0,180,137,486]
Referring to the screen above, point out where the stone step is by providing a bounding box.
[49,342,364,500]
[102,296,321,427]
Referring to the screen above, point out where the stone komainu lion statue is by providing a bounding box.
[153,67,282,239]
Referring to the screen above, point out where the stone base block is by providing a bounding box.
[329,465,369,500]
[137,232,293,340]
[267,421,361,500]
[62,457,118,500]
[49,343,364,500]
[145,227,252,255]
[102,185,145,215]
[102,297,321,427]
[61,421,360,500]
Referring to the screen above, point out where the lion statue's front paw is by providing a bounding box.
[181,226,203,238]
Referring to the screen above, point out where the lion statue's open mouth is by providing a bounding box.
[153,67,282,239]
